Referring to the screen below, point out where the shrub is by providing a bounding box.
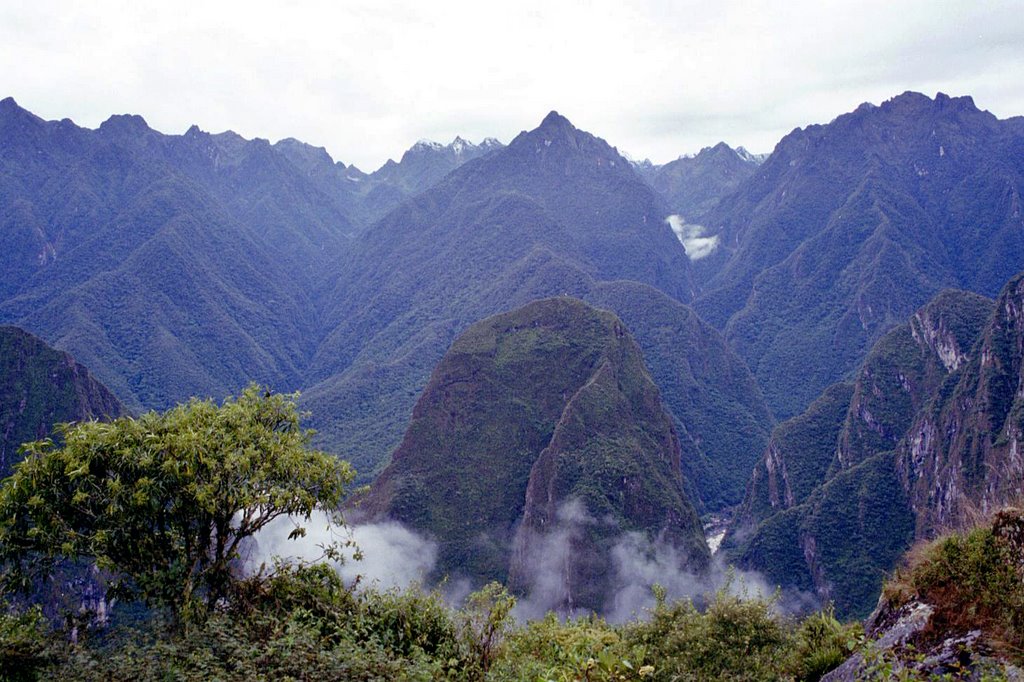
[625,585,790,681]
[882,509,1024,662]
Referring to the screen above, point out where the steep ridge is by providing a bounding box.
[0,326,124,477]
[357,136,504,222]
[303,112,770,508]
[725,288,994,618]
[0,98,497,413]
[587,282,772,511]
[0,98,355,410]
[898,272,1024,535]
[359,298,709,612]
[696,92,1024,419]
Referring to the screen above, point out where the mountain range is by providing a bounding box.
[693,92,1024,420]
[724,278,1024,618]
[3,91,1024,621]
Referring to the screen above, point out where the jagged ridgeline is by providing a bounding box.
[633,141,763,217]
[725,285,1001,618]
[0,326,123,477]
[359,297,709,613]
[695,92,1024,422]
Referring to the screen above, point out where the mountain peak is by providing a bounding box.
[99,113,152,136]
[880,90,981,116]
[539,110,573,130]
[0,96,47,133]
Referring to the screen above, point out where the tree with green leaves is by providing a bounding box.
[0,384,354,625]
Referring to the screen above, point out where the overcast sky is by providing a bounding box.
[2,0,1022,170]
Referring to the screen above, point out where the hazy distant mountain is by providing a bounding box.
[304,110,689,469]
[0,326,123,477]
[0,97,360,410]
[695,92,1024,420]
[637,142,762,217]
[725,287,995,618]
[358,136,504,222]
[360,298,709,610]
[0,99,770,507]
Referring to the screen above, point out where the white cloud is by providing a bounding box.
[246,512,437,591]
[666,215,720,260]
[1,1,1021,169]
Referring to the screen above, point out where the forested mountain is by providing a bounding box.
[302,111,772,507]
[0,98,493,413]
[725,286,999,618]
[360,298,709,611]
[0,326,123,477]
[355,136,504,223]
[0,98,773,510]
[5,92,1024,627]
[694,91,1024,419]
[0,97,353,411]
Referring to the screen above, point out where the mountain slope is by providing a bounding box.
[303,112,770,508]
[0,99,500,413]
[0,326,124,477]
[0,97,358,410]
[695,92,1024,419]
[897,271,1024,535]
[357,136,504,222]
[360,298,709,611]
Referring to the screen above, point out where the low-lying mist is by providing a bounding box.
[246,499,816,622]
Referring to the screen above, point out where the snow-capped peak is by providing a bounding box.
[413,139,445,151]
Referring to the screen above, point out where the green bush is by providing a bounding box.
[783,605,861,681]
[0,605,56,682]
[489,611,649,682]
[42,565,464,681]
[625,586,789,681]
[882,514,1024,662]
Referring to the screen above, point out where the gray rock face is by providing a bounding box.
[824,597,1022,681]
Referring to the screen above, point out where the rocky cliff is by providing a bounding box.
[898,272,1024,535]
[726,288,994,617]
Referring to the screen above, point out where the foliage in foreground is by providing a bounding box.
[1,568,863,682]
[0,385,860,680]
[0,385,355,623]
[882,507,1024,662]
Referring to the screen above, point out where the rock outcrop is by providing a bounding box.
[898,273,1024,535]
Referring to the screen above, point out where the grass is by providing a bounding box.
[881,507,1024,663]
